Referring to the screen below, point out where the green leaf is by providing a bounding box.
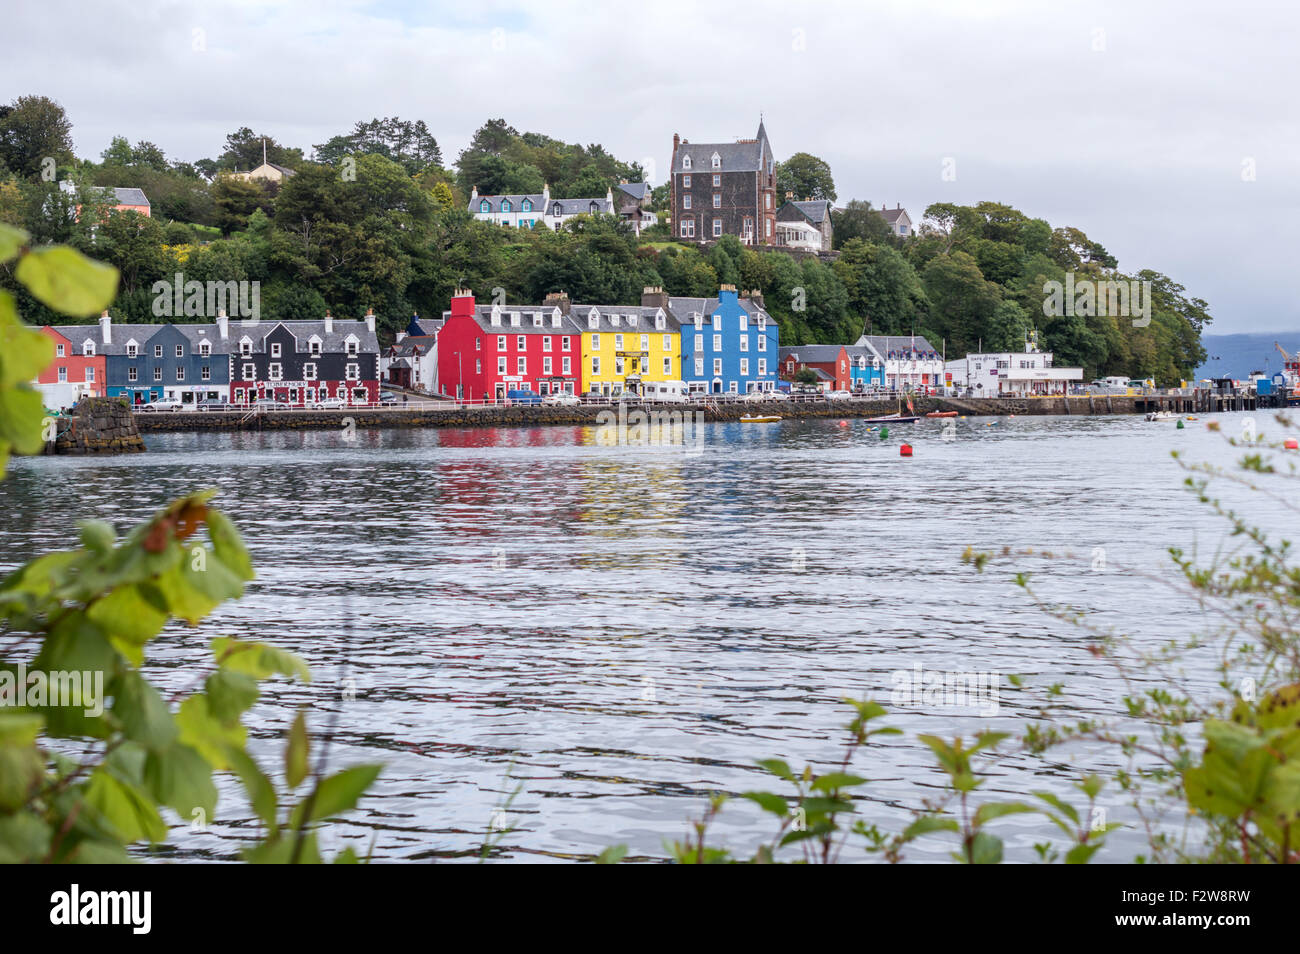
[113,670,177,750]
[0,222,27,263]
[204,509,254,581]
[739,791,789,816]
[0,811,52,863]
[285,710,309,789]
[86,584,169,664]
[756,758,794,781]
[144,743,217,821]
[811,772,868,793]
[1065,842,1103,864]
[205,668,259,722]
[595,844,628,864]
[288,764,382,828]
[1033,791,1080,825]
[968,830,1004,864]
[902,815,960,840]
[974,801,1037,827]
[212,637,311,682]
[225,745,278,830]
[176,694,246,769]
[83,767,168,843]
[14,245,119,317]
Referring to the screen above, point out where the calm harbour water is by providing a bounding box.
[0,412,1290,862]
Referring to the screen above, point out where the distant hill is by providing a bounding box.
[1194,333,1300,381]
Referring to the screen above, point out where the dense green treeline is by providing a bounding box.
[0,95,1209,383]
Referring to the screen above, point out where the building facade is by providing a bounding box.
[573,287,681,397]
[877,204,913,237]
[230,315,380,406]
[779,344,850,391]
[944,336,1083,396]
[670,120,777,244]
[35,326,107,402]
[775,199,834,252]
[436,290,584,402]
[671,286,780,395]
[469,184,617,232]
[844,343,886,390]
[858,334,945,391]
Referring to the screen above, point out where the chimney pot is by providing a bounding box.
[365,309,375,334]
[98,309,112,344]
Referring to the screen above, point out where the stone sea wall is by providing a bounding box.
[133,395,1150,433]
[44,397,147,455]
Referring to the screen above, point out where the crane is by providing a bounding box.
[1276,341,1292,363]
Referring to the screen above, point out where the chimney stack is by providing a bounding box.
[99,309,112,344]
[396,331,407,343]
[745,289,766,309]
[216,309,228,339]
[324,310,333,334]
[640,285,669,310]
[365,309,375,334]
[543,291,571,316]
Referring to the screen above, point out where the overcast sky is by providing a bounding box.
[7,0,1297,333]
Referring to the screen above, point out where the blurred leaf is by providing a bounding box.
[15,245,119,317]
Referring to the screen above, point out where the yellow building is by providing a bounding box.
[566,287,682,396]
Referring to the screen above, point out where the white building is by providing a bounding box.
[857,334,945,390]
[945,335,1083,396]
[469,184,617,231]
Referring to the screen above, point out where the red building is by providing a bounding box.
[35,326,107,398]
[436,289,584,402]
[778,345,850,391]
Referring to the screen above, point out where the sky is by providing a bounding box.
[6,0,1298,333]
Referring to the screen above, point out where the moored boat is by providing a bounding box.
[1145,410,1176,421]
[925,411,958,418]
[862,414,920,424]
[740,414,781,424]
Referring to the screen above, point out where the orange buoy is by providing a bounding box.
[900,443,913,457]
[838,420,849,426]
[1285,438,1298,450]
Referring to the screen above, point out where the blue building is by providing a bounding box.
[845,343,886,391]
[54,314,232,405]
[670,286,779,396]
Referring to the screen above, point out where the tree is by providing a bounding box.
[217,127,300,172]
[776,152,836,202]
[831,201,893,249]
[211,174,272,235]
[832,239,927,336]
[0,95,74,179]
[921,251,1002,354]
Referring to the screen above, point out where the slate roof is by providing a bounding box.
[547,196,613,216]
[844,343,883,363]
[616,182,650,201]
[673,121,774,175]
[568,304,681,334]
[472,193,545,213]
[407,317,443,337]
[112,188,150,207]
[861,334,941,359]
[49,323,172,356]
[779,344,844,364]
[668,295,768,323]
[234,320,380,354]
[778,199,831,225]
[441,304,584,335]
[878,207,909,223]
[390,335,436,357]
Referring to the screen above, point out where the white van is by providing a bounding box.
[642,380,689,403]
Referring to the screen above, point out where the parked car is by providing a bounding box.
[765,390,790,401]
[195,399,229,412]
[378,391,400,406]
[253,398,288,411]
[542,392,580,406]
[506,389,542,406]
[313,397,346,409]
[742,391,771,403]
[138,398,184,412]
[827,390,854,401]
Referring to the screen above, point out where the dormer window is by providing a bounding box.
[711,152,721,169]
[126,342,138,358]
[522,199,532,212]
[490,309,501,327]
[480,200,490,212]
[199,341,210,356]
[240,338,252,356]
[533,314,543,328]
[346,340,358,357]
[589,202,599,214]
[552,202,562,216]
[271,342,281,358]
[655,313,664,330]
[309,337,321,356]
[551,313,561,328]
[682,155,692,170]
[588,315,598,329]
[628,315,637,328]
[83,341,95,356]
[501,199,512,212]
[693,314,703,330]
[510,312,521,327]
[611,314,620,327]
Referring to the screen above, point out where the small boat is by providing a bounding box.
[740,414,781,424]
[1145,410,1176,421]
[925,411,958,418]
[862,414,919,424]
